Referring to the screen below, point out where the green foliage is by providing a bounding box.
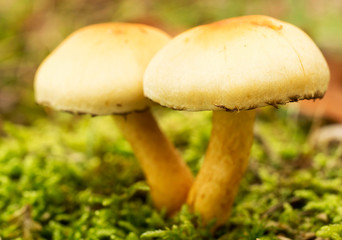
[0,108,341,239]
[317,224,342,240]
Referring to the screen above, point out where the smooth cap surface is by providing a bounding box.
[144,15,330,111]
[35,23,170,115]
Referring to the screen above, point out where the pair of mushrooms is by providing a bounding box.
[35,15,330,227]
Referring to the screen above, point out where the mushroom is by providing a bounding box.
[34,23,193,214]
[143,15,330,226]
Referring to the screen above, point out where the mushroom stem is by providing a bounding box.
[114,109,194,214]
[187,110,256,227]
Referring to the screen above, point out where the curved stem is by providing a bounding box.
[114,109,194,214]
[187,110,256,227]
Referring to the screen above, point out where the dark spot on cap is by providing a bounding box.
[169,106,186,111]
[314,90,325,99]
[215,104,236,112]
[300,90,325,100]
[289,95,300,102]
[113,107,150,116]
[215,104,259,112]
[210,90,325,112]
[63,110,91,116]
[265,100,284,109]
[267,103,279,109]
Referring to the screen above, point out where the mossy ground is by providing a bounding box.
[0,107,341,239]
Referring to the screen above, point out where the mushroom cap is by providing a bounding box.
[143,15,330,111]
[35,23,170,115]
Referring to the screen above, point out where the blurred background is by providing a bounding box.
[1,0,342,126]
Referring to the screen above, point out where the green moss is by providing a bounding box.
[317,224,342,240]
[0,108,341,239]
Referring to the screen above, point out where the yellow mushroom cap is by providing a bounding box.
[143,15,330,111]
[35,23,170,115]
